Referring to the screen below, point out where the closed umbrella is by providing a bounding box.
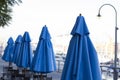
[2,37,14,67]
[16,31,32,68]
[61,15,102,80]
[12,35,22,64]
[31,25,56,73]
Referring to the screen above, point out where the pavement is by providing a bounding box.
[1,56,120,80]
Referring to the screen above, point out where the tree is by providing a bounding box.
[0,0,22,27]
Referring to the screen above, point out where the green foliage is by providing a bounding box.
[7,0,22,6]
[0,0,22,27]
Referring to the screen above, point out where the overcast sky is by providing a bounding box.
[0,0,120,44]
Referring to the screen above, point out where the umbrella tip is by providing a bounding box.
[79,13,82,16]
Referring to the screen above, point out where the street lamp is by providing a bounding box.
[97,4,119,80]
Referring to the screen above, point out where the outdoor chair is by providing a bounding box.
[33,73,47,80]
[32,73,53,80]
[9,69,19,79]
[1,66,13,80]
[11,69,32,80]
[3,68,31,80]
[22,69,33,80]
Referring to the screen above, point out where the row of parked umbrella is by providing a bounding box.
[2,14,102,80]
[2,25,56,79]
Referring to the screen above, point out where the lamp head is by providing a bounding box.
[97,13,101,17]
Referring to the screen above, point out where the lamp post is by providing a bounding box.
[97,4,118,80]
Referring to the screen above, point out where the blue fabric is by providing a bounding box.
[16,31,32,68]
[61,16,102,80]
[40,25,51,39]
[12,35,22,64]
[2,37,14,62]
[31,25,56,73]
[71,16,89,36]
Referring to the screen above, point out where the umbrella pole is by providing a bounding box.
[22,68,26,74]
[40,73,43,80]
[9,62,12,67]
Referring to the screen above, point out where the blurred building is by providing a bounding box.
[1,34,120,63]
[95,38,120,63]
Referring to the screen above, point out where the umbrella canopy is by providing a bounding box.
[12,35,22,64]
[2,37,14,62]
[61,15,102,80]
[16,31,33,68]
[31,25,56,73]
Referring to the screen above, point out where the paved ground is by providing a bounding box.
[1,57,120,80]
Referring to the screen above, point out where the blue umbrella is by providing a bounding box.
[2,37,14,67]
[12,35,22,64]
[61,15,102,80]
[16,31,32,68]
[31,25,56,73]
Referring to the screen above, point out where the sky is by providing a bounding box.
[0,0,120,46]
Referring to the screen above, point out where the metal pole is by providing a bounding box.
[97,4,118,80]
